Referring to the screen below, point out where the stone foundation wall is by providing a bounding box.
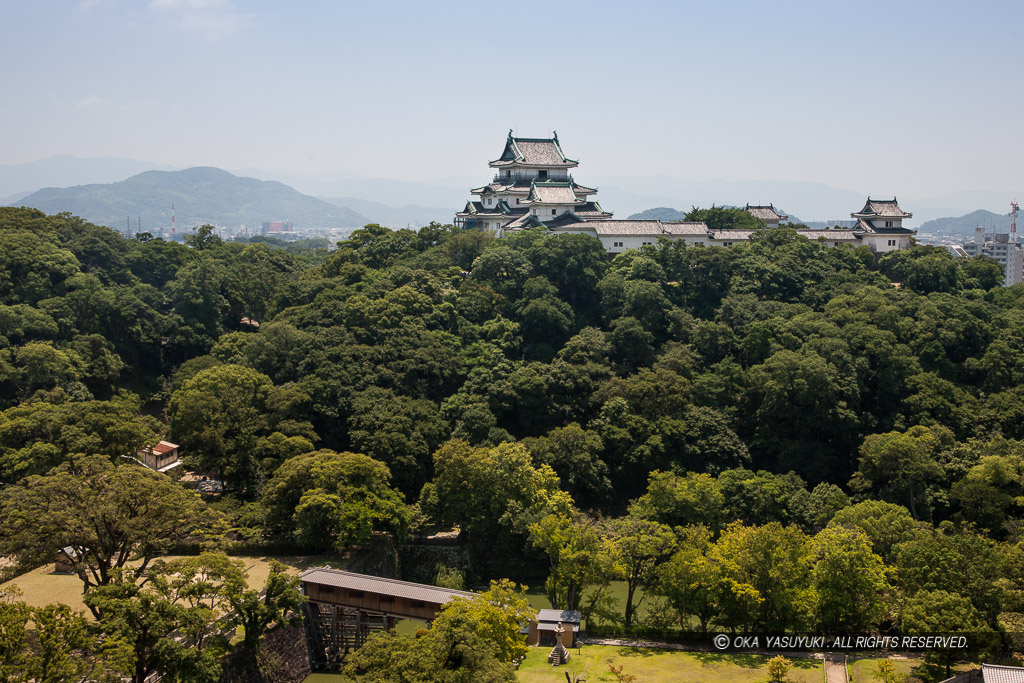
[399,541,471,584]
[220,623,310,683]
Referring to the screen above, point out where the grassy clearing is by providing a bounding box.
[517,645,822,683]
[847,656,975,683]
[0,554,328,616]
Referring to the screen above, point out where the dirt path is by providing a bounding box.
[824,653,847,683]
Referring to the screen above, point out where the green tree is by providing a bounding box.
[346,580,531,683]
[810,526,888,632]
[261,449,410,551]
[169,364,313,493]
[901,590,992,678]
[871,659,904,683]
[523,423,610,505]
[656,525,724,633]
[850,426,946,520]
[0,455,217,614]
[347,387,449,495]
[529,511,611,612]
[605,516,677,629]
[683,205,765,231]
[712,522,812,632]
[226,560,305,659]
[421,440,562,545]
[766,655,793,683]
[0,396,158,484]
[629,470,726,531]
[828,500,916,563]
[85,570,223,683]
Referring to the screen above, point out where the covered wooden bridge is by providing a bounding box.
[299,567,474,662]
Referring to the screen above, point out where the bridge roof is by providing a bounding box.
[299,567,474,605]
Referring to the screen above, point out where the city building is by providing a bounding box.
[260,221,298,239]
[956,225,1024,286]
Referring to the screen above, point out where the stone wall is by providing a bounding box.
[399,540,471,584]
[220,623,310,683]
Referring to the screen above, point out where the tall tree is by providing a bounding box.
[605,516,677,629]
[0,455,218,615]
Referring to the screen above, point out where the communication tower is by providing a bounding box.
[1012,199,1019,242]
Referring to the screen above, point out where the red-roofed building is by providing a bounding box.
[137,440,181,472]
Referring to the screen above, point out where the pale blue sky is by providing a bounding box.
[3,0,1023,198]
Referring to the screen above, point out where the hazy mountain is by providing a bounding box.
[595,177,869,225]
[918,209,1015,236]
[2,192,29,206]
[319,196,453,229]
[16,167,367,231]
[0,155,177,198]
[627,207,690,221]
[233,168,469,209]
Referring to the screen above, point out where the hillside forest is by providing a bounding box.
[2,205,1024,681]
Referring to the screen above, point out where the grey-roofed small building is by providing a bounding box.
[850,197,917,252]
[526,609,582,648]
[981,664,1024,683]
[939,664,1024,683]
[745,204,788,227]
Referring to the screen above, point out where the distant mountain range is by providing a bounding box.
[627,207,690,221]
[2,155,1018,231]
[14,167,367,231]
[918,209,1014,236]
[0,155,175,200]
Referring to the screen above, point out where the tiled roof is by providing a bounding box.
[456,201,524,219]
[662,222,711,236]
[573,201,613,218]
[525,182,583,205]
[537,609,582,624]
[852,197,912,218]
[590,221,666,236]
[471,180,534,195]
[713,230,757,241]
[299,567,474,605]
[504,212,540,229]
[542,212,592,228]
[745,204,788,221]
[799,230,859,241]
[151,440,178,455]
[490,131,578,168]
[983,664,1024,683]
[853,218,916,234]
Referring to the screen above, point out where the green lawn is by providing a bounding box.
[0,554,327,617]
[517,645,822,683]
[847,656,976,683]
